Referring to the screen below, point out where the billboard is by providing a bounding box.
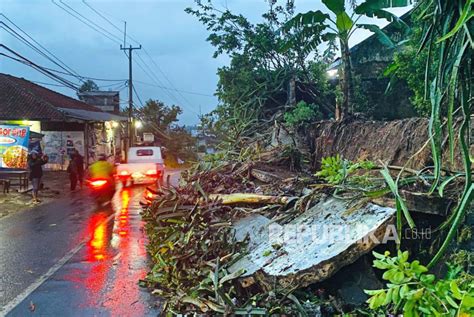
[0,125,30,169]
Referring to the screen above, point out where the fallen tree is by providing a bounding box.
[141,117,473,315]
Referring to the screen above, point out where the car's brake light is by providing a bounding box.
[120,170,129,176]
[145,169,157,176]
[90,180,108,188]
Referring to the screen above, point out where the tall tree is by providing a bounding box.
[186,0,332,145]
[136,99,182,138]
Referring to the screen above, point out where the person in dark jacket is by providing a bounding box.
[68,149,84,191]
[73,149,84,189]
[28,150,48,203]
[67,155,78,191]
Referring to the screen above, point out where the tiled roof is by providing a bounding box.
[0,73,103,121]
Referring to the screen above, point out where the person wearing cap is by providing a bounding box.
[28,150,49,203]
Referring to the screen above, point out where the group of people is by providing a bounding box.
[27,149,113,203]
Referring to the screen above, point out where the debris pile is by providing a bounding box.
[141,145,401,314]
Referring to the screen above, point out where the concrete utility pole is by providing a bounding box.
[120,44,141,149]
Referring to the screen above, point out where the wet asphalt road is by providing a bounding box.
[0,171,181,316]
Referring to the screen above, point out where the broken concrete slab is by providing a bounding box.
[229,198,396,289]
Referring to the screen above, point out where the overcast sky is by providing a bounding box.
[1,0,410,125]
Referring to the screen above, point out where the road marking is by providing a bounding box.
[0,212,116,316]
[1,188,145,316]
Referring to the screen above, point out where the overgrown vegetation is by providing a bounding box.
[284,100,322,128]
[366,250,474,316]
[187,0,335,150]
[384,3,438,116]
[141,0,474,315]
[284,0,408,118]
[315,155,376,185]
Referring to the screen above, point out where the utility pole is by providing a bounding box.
[120,44,141,150]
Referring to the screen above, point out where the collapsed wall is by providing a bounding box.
[305,117,465,171]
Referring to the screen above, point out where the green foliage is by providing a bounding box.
[419,0,473,269]
[78,79,98,93]
[376,0,474,269]
[187,0,334,146]
[384,6,437,116]
[165,127,197,162]
[135,100,196,162]
[380,165,415,230]
[284,101,322,128]
[316,155,344,184]
[137,99,182,134]
[284,0,407,115]
[366,250,474,316]
[316,155,376,185]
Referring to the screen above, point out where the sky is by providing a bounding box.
[0,0,411,125]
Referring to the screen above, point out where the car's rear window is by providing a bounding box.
[136,149,153,156]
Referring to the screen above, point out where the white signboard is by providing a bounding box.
[143,132,154,143]
[42,131,84,169]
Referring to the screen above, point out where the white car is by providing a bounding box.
[116,146,165,186]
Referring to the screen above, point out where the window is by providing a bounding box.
[136,149,153,156]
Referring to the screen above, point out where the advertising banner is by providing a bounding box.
[0,125,30,169]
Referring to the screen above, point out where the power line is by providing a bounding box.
[0,13,84,82]
[134,53,181,103]
[134,80,215,97]
[0,22,83,86]
[58,0,124,43]
[54,1,208,117]
[82,0,125,40]
[0,53,78,91]
[79,1,204,113]
[141,48,197,108]
[44,66,126,82]
[0,15,128,86]
[0,46,79,90]
[132,83,144,108]
[51,0,122,45]
[31,80,71,88]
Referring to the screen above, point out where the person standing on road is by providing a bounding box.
[67,154,78,191]
[28,150,48,203]
[74,150,84,188]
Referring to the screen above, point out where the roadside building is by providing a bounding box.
[327,12,415,119]
[0,73,127,169]
[77,90,120,114]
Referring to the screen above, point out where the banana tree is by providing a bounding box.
[284,0,408,119]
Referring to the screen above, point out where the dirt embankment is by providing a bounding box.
[305,117,466,171]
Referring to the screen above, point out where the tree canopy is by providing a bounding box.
[78,79,99,93]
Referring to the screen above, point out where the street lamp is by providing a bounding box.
[326,69,338,78]
[135,120,143,129]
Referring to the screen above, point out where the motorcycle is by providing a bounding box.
[86,178,116,205]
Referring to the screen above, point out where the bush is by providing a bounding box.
[284,101,322,128]
[366,250,474,316]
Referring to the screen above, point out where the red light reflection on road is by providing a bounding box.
[81,211,112,299]
[103,188,147,316]
[115,189,130,238]
[86,212,109,262]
